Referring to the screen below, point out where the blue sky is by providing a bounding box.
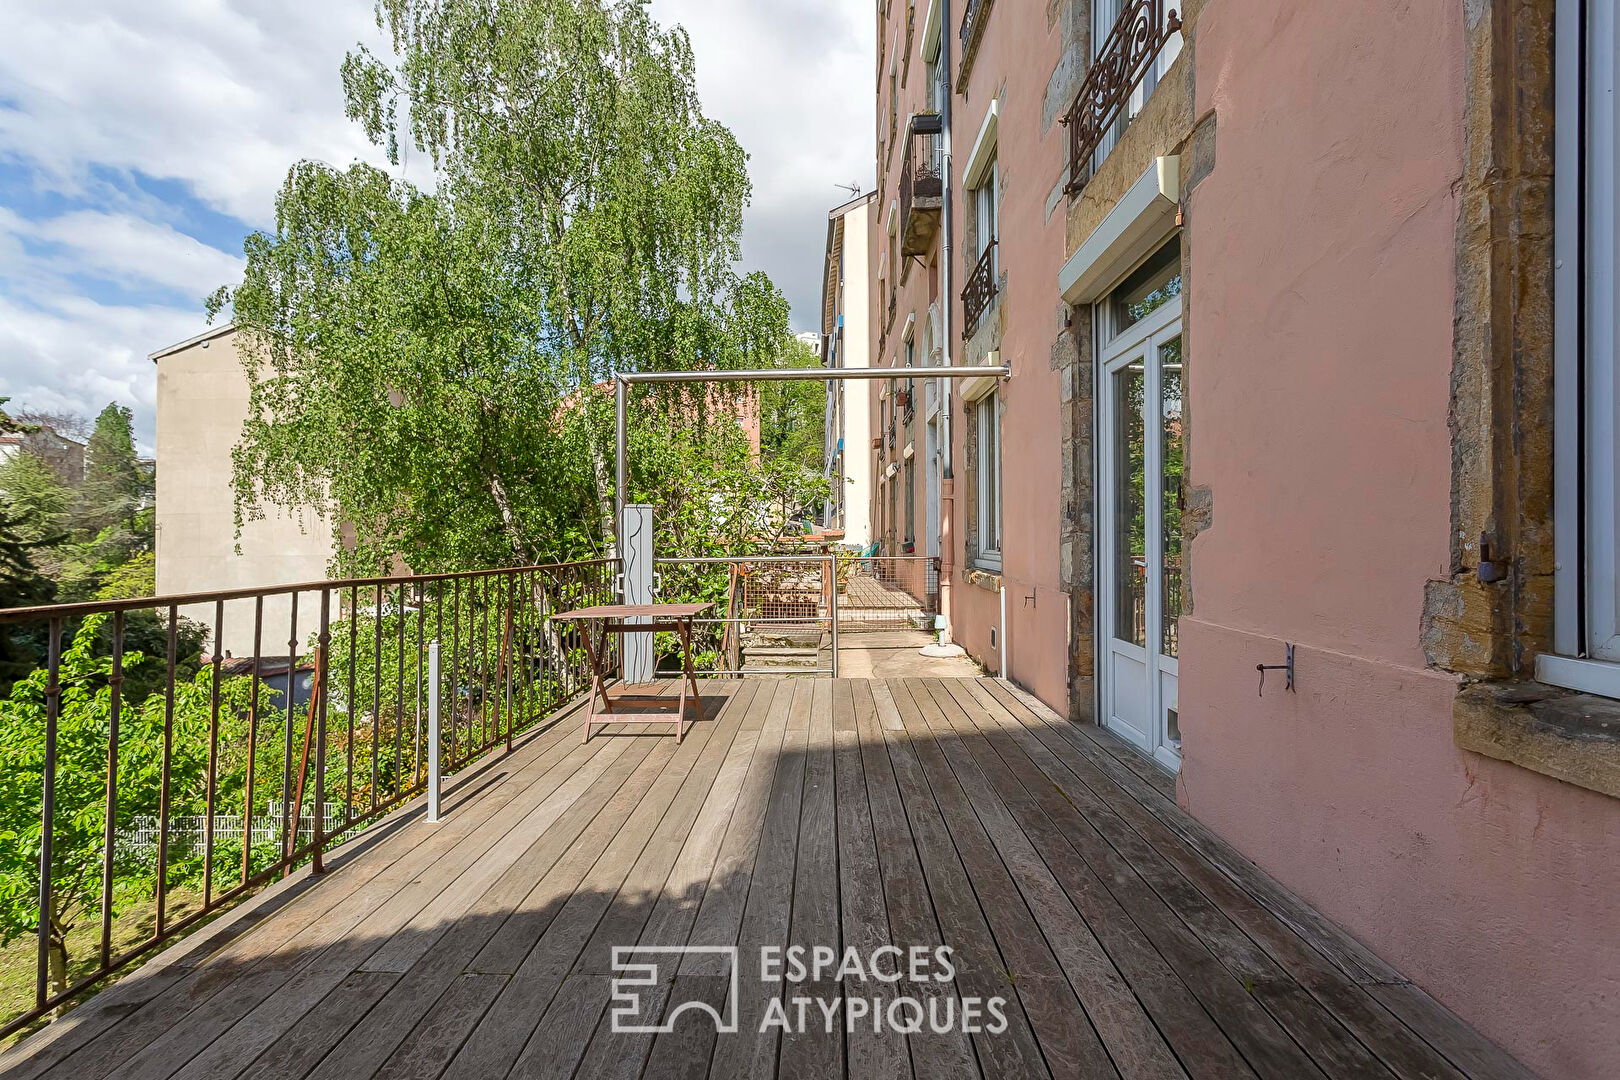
[0,1,873,447]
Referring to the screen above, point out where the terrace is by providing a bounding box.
[0,563,1531,1078]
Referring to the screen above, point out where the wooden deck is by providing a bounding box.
[0,678,1532,1080]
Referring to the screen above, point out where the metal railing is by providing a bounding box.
[899,112,943,257]
[1061,0,1182,196]
[651,555,837,677]
[836,554,941,632]
[0,557,617,1035]
[963,239,998,336]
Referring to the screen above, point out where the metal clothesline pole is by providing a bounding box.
[611,364,1010,553]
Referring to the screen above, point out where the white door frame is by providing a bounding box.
[1096,294,1182,769]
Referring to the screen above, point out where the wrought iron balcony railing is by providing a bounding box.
[0,558,618,1035]
[899,112,944,257]
[1061,0,1182,197]
[962,239,998,337]
[959,0,994,83]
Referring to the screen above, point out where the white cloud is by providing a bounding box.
[0,291,199,447]
[0,1,393,224]
[651,0,875,329]
[1,209,245,300]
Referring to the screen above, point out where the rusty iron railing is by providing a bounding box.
[1062,0,1182,196]
[899,112,944,257]
[962,239,998,336]
[959,0,994,82]
[0,558,617,1035]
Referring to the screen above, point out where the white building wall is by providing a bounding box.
[154,326,335,657]
[837,199,874,547]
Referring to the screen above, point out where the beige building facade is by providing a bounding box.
[152,325,334,657]
[820,191,877,545]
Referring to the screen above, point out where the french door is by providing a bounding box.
[1098,294,1184,770]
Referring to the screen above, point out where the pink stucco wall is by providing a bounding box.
[943,4,1070,710]
[870,0,1072,713]
[1182,4,1620,1077]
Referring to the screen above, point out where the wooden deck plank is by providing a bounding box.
[979,679,1488,1080]
[830,679,912,1080]
[289,731,668,1080]
[887,679,1120,1080]
[777,678,845,1080]
[705,679,813,1080]
[370,972,507,1080]
[438,683,748,1080]
[234,970,398,1080]
[679,679,792,973]
[911,678,1196,1080]
[465,680,755,1080]
[152,715,648,1080]
[2,678,1535,1080]
[942,680,1391,1079]
[849,680,979,1080]
[873,682,1053,1080]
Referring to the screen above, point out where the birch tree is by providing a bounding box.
[213,0,797,573]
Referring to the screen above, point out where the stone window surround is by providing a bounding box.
[1433,0,1619,801]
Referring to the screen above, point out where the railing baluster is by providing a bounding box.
[155,605,178,936]
[395,581,406,798]
[346,584,358,823]
[312,589,330,873]
[243,597,263,886]
[99,611,123,970]
[450,577,462,767]
[36,617,63,1009]
[416,582,427,784]
[281,594,298,874]
[371,585,383,813]
[204,600,224,906]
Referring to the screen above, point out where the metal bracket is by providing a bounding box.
[1257,643,1295,697]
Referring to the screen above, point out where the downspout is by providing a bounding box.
[939,0,954,481]
[937,0,957,634]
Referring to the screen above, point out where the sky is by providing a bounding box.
[0,0,874,446]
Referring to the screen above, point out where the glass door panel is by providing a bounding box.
[1159,334,1184,659]
[1113,360,1148,647]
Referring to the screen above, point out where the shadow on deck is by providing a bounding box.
[0,679,1532,1080]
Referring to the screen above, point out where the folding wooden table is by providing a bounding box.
[551,602,713,743]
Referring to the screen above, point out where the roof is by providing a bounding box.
[826,189,876,220]
[149,323,237,363]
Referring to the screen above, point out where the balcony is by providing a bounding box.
[958,0,994,85]
[0,661,1531,1077]
[1062,0,1183,197]
[899,112,943,258]
[0,552,1534,1078]
[962,239,998,337]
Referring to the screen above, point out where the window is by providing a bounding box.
[904,457,916,549]
[975,391,1002,570]
[974,158,998,258]
[1544,0,1620,694]
[1090,0,1183,170]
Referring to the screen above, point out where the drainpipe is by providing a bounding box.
[937,0,957,638]
[939,0,954,483]
[999,582,1008,679]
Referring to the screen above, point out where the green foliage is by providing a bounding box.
[757,337,829,477]
[0,615,266,994]
[79,405,147,536]
[211,0,819,577]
